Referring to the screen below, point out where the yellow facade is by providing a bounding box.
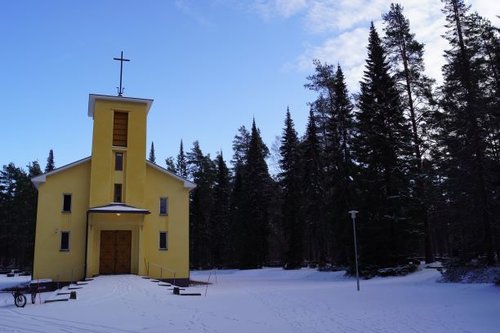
[32,94,195,285]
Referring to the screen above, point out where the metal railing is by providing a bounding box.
[145,260,177,286]
[204,269,218,296]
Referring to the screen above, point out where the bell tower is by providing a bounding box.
[87,95,153,208]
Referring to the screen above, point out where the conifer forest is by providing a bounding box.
[1,1,498,275]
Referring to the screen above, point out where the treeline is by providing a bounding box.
[164,1,499,270]
[1,1,498,273]
[0,150,54,268]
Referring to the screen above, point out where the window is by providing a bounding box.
[113,112,128,147]
[60,231,70,251]
[62,194,72,212]
[114,184,122,203]
[159,197,168,215]
[115,152,123,171]
[159,232,168,250]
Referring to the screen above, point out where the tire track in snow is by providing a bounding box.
[1,309,138,333]
[0,276,158,333]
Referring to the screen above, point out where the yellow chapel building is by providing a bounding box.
[32,94,195,286]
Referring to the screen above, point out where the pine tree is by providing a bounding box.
[0,164,18,265]
[23,161,41,267]
[435,0,498,263]
[305,60,336,149]
[475,15,500,166]
[383,3,437,263]
[231,125,251,170]
[0,162,39,267]
[305,60,357,266]
[165,157,177,173]
[45,149,55,173]
[28,161,42,178]
[352,23,413,267]
[148,142,156,163]
[279,108,304,269]
[228,126,251,268]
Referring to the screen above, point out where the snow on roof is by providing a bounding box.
[88,203,150,214]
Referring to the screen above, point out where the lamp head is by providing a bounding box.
[348,210,359,219]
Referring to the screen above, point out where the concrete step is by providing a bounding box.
[45,293,70,303]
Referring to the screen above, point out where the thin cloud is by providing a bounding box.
[295,27,368,69]
[253,0,308,19]
[175,0,213,26]
[255,0,499,92]
[305,0,387,33]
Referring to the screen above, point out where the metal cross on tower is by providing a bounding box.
[113,51,130,96]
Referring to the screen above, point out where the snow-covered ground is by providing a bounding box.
[0,267,499,332]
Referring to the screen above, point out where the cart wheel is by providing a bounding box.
[15,294,27,308]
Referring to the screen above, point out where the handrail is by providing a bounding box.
[144,258,149,276]
[204,269,218,296]
[51,266,81,293]
[146,261,177,286]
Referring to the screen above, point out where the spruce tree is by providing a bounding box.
[45,149,55,173]
[352,23,413,267]
[210,152,231,267]
[176,140,188,179]
[328,65,356,265]
[279,108,304,269]
[234,120,272,268]
[148,142,156,163]
[301,110,327,265]
[383,3,437,263]
[228,162,246,268]
[187,141,216,268]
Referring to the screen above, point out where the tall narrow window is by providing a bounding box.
[60,231,70,251]
[113,112,128,147]
[159,232,168,250]
[159,197,168,215]
[62,194,72,212]
[114,184,122,203]
[115,152,123,171]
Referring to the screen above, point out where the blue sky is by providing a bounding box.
[1,0,497,173]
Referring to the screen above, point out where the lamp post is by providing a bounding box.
[348,210,360,291]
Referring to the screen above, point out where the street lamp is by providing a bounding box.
[348,210,360,291]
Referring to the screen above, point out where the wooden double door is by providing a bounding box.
[99,230,131,274]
